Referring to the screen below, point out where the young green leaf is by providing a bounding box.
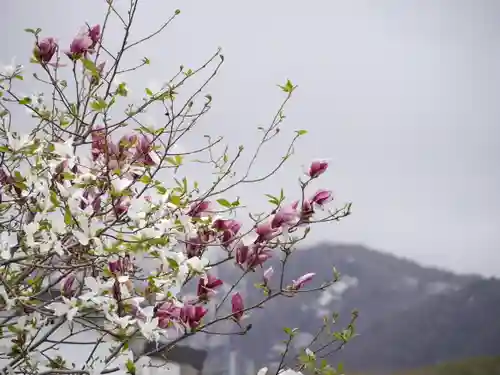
[217,198,232,208]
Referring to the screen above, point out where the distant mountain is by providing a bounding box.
[194,242,499,374]
[342,278,500,373]
[388,356,500,375]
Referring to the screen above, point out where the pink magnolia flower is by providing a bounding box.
[0,168,13,185]
[246,246,272,269]
[256,221,281,242]
[187,200,212,218]
[308,160,329,178]
[311,189,333,205]
[213,219,242,247]
[271,204,299,228]
[235,244,271,270]
[88,24,101,48]
[108,260,121,274]
[263,266,274,285]
[231,292,244,322]
[292,273,315,290]
[114,196,131,216]
[197,274,223,300]
[68,33,93,58]
[34,37,57,63]
[61,275,75,297]
[119,134,137,153]
[155,301,182,329]
[91,126,107,161]
[180,304,207,329]
[134,135,158,166]
[236,244,250,267]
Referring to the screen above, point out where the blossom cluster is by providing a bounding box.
[0,6,351,375]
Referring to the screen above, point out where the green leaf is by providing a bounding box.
[217,198,231,208]
[90,98,108,112]
[169,195,181,206]
[64,206,72,225]
[50,191,59,207]
[167,258,179,270]
[139,175,152,184]
[18,97,31,105]
[264,194,279,206]
[142,57,150,65]
[145,88,153,96]
[125,359,136,375]
[278,79,296,93]
[296,129,308,136]
[82,59,100,78]
[116,82,128,97]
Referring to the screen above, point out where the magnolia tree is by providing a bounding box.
[0,2,353,375]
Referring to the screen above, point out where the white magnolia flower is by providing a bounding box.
[137,316,160,342]
[186,256,209,273]
[39,230,63,256]
[73,215,102,246]
[278,370,304,375]
[52,138,75,159]
[257,368,268,375]
[0,232,17,260]
[79,276,113,304]
[305,348,315,359]
[108,313,136,329]
[111,177,132,193]
[0,286,16,310]
[127,198,149,223]
[24,222,38,248]
[1,58,22,77]
[155,219,174,234]
[6,132,32,152]
[47,297,78,321]
[16,316,28,331]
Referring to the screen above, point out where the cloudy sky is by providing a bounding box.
[2,0,499,276]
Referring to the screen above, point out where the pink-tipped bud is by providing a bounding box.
[231,292,244,322]
[311,189,333,205]
[308,160,328,178]
[263,266,274,285]
[291,273,315,290]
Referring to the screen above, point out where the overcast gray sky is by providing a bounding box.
[2,0,500,276]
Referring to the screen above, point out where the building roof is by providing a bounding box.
[146,343,208,371]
